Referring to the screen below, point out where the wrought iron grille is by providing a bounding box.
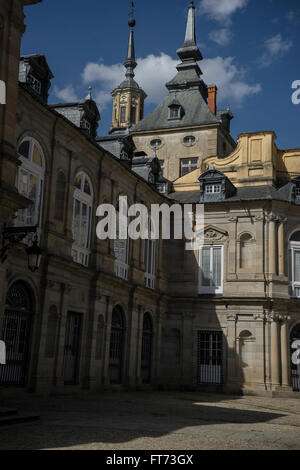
[197,330,223,385]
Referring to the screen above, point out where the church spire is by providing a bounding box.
[177,1,203,63]
[124,1,137,79]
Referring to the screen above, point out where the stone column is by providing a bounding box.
[278,218,286,276]
[228,216,238,278]
[270,314,280,387]
[268,216,277,275]
[115,92,121,126]
[280,316,291,387]
[136,96,141,123]
[126,92,132,125]
[255,214,265,275]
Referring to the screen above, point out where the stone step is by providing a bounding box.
[0,413,40,426]
[0,407,18,417]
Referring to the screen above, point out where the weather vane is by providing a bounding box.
[128,0,136,28]
[130,1,135,18]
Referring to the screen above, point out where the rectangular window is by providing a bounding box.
[28,75,42,95]
[205,184,222,194]
[114,238,129,281]
[169,107,180,119]
[290,246,300,298]
[199,246,223,294]
[130,106,136,124]
[159,160,164,175]
[180,158,198,177]
[296,187,300,197]
[144,239,156,290]
[80,119,91,131]
[120,107,126,123]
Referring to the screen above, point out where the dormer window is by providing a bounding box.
[168,96,184,121]
[28,74,41,95]
[169,106,180,120]
[81,119,91,132]
[205,184,222,194]
[199,166,236,202]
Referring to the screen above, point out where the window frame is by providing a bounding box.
[205,184,222,194]
[114,237,129,281]
[180,157,198,177]
[289,239,300,298]
[16,137,45,230]
[198,245,224,295]
[71,172,93,267]
[144,217,157,290]
[28,74,42,95]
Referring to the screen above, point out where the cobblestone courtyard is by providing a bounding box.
[0,391,300,450]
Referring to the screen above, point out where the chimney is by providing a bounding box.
[207,85,218,115]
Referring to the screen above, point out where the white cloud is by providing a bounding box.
[209,28,233,46]
[82,53,178,108]
[286,10,300,24]
[82,53,260,110]
[198,0,248,24]
[198,0,248,46]
[259,34,293,67]
[202,56,261,105]
[54,84,79,102]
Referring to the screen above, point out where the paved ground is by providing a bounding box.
[0,391,300,450]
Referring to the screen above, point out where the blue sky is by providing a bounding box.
[22,0,300,149]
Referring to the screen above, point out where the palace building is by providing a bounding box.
[0,0,300,396]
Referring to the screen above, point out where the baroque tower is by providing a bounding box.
[110,2,147,133]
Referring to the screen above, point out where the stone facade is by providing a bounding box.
[0,0,300,398]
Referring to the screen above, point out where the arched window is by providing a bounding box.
[16,138,45,227]
[141,313,153,384]
[109,306,125,384]
[95,315,105,360]
[289,231,300,298]
[54,171,66,222]
[0,281,33,386]
[45,306,58,358]
[72,172,93,267]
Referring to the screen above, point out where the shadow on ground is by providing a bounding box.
[0,391,288,450]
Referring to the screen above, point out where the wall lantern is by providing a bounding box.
[0,225,43,272]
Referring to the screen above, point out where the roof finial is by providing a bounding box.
[128,0,136,28]
[124,0,137,79]
[176,0,203,63]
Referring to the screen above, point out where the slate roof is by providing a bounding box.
[132,88,219,132]
[168,185,295,204]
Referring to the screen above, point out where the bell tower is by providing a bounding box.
[110,1,147,133]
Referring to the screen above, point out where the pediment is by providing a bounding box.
[203,225,228,241]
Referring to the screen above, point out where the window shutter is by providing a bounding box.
[201,248,211,287]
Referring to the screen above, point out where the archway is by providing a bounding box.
[109,306,125,384]
[0,281,33,386]
[291,324,300,392]
[141,313,153,384]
